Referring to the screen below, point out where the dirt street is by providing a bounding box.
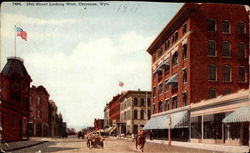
[12,136,222,153]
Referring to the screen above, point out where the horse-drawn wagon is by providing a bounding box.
[86,132,104,149]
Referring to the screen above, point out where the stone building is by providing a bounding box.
[119,90,151,135]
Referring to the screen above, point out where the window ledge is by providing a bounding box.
[208,55,217,58]
[222,56,232,58]
[223,81,232,83]
[238,81,246,83]
[222,32,231,35]
[208,80,217,82]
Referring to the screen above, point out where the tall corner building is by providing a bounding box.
[144,3,249,143]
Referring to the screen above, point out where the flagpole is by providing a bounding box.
[14,25,16,57]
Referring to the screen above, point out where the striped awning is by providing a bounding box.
[159,58,170,69]
[222,106,250,123]
[143,110,189,130]
[165,73,178,85]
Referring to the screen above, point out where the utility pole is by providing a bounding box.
[168,113,171,146]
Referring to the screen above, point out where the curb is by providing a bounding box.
[4,141,48,152]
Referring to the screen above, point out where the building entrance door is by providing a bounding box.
[242,122,249,145]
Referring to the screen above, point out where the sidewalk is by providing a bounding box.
[111,136,249,153]
[0,137,48,152]
[146,139,249,153]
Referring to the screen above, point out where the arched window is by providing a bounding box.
[134,110,138,120]
[140,110,144,120]
[147,110,151,119]
[134,97,138,106]
[140,98,144,106]
[147,98,151,107]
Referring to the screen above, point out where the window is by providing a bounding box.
[223,41,231,57]
[165,40,170,50]
[223,65,231,82]
[12,118,15,128]
[158,47,163,58]
[1,116,4,129]
[134,110,138,120]
[208,19,216,32]
[182,44,187,59]
[239,67,246,82]
[203,113,225,139]
[222,20,230,33]
[147,98,151,107]
[208,89,217,99]
[37,97,41,105]
[153,87,156,97]
[183,68,187,83]
[153,54,156,62]
[224,89,231,95]
[147,110,151,119]
[239,42,245,59]
[172,82,178,89]
[140,110,144,120]
[158,83,163,95]
[172,96,178,109]
[174,31,178,42]
[182,24,187,34]
[208,40,216,56]
[134,97,138,106]
[208,64,216,81]
[164,79,169,92]
[172,52,178,66]
[140,98,144,106]
[191,116,202,139]
[165,99,170,111]
[158,101,163,112]
[237,22,245,34]
[182,92,187,106]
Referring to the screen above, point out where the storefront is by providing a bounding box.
[190,90,249,146]
[143,106,189,141]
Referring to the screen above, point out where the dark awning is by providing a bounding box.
[165,73,178,85]
[159,58,170,69]
[222,106,250,123]
[153,67,163,74]
[143,111,189,130]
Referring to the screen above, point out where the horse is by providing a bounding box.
[135,134,146,152]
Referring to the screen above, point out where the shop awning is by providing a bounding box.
[159,58,170,69]
[143,110,189,130]
[109,125,117,134]
[222,106,250,123]
[165,74,178,85]
[153,67,163,74]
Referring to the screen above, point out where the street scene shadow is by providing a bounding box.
[12,141,80,153]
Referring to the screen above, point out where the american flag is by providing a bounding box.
[119,81,124,87]
[16,27,27,41]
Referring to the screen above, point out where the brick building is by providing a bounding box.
[108,94,122,135]
[93,118,104,131]
[119,90,151,135]
[29,85,50,137]
[103,103,110,129]
[48,100,57,136]
[0,57,32,141]
[144,3,249,143]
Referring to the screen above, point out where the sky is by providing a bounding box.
[0,1,183,130]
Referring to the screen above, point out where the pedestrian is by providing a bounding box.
[131,133,135,142]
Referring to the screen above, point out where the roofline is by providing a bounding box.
[146,3,196,55]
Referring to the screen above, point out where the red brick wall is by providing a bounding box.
[109,94,121,124]
[30,85,50,136]
[150,3,249,114]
